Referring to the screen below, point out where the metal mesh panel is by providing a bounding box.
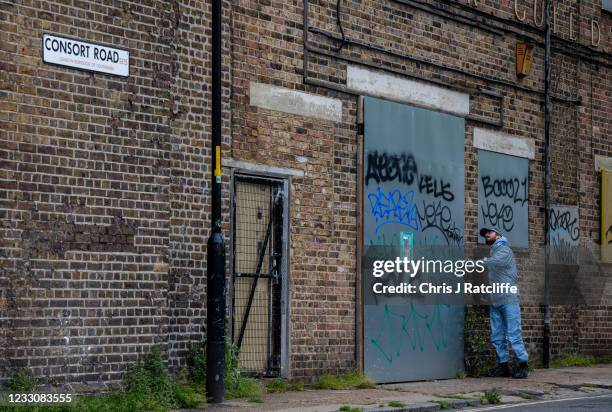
[233,277,270,371]
[232,177,282,375]
[234,182,271,275]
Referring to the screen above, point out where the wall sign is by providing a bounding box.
[513,0,603,47]
[42,34,129,77]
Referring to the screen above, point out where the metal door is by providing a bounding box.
[363,96,465,382]
[231,175,285,376]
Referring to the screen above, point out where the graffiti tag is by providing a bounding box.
[418,200,463,246]
[549,208,580,241]
[366,151,455,201]
[368,187,420,233]
[370,303,450,363]
[481,176,528,205]
[481,199,515,232]
[366,151,418,186]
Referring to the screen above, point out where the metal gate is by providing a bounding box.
[231,175,285,376]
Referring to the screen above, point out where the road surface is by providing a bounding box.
[465,393,612,412]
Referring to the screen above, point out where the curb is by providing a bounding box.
[364,402,441,412]
[361,398,486,411]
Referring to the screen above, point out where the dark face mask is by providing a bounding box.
[486,237,496,246]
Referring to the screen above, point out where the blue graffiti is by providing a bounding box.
[368,187,420,234]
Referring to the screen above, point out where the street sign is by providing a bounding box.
[42,34,129,77]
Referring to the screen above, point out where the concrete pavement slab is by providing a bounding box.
[192,364,612,412]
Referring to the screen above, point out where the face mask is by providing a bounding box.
[486,238,496,245]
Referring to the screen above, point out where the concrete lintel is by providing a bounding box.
[224,158,304,177]
[595,154,612,172]
[249,82,342,122]
[345,65,470,117]
[473,128,535,159]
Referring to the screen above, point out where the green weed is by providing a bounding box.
[7,369,38,392]
[551,354,595,368]
[388,400,406,407]
[314,370,376,390]
[338,406,363,412]
[481,388,501,405]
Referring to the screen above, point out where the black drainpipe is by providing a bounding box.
[542,0,552,369]
[207,0,227,402]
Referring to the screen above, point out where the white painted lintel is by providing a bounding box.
[474,128,535,159]
[595,155,612,172]
[345,65,470,117]
[224,158,304,177]
[249,82,342,122]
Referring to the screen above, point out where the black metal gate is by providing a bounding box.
[231,175,284,376]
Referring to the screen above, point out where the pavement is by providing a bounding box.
[191,364,612,412]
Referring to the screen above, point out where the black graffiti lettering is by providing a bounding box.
[549,208,580,241]
[481,200,515,232]
[482,176,528,205]
[365,151,418,186]
[418,200,463,246]
[366,151,456,202]
[420,199,451,229]
[418,174,455,201]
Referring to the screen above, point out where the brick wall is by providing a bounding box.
[230,0,612,379]
[0,0,610,388]
[0,0,232,386]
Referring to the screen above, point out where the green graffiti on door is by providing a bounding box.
[370,303,450,363]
